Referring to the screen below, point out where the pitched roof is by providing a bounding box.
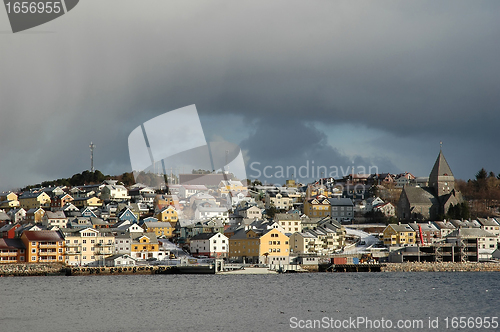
[388,223,415,233]
[0,223,18,232]
[0,211,10,220]
[328,198,354,206]
[190,232,221,241]
[144,221,172,228]
[274,213,300,221]
[408,222,439,232]
[403,186,437,204]
[45,211,67,219]
[433,221,456,230]
[476,218,500,227]
[429,150,454,179]
[0,238,25,249]
[446,228,496,238]
[22,230,63,241]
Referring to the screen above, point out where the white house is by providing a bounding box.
[373,202,396,217]
[42,211,68,229]
[101,185,131,202]
[225,191,254,207]
[194,202,228,221]
[189,232,229,258]
[105,254,137,267]
[114,234,132,254]
[365,197,385,211]
[179,185,209,199]
[237,205,262,219]
[7,208,26,223]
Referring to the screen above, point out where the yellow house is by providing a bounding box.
[154,194,180,211]
[131,233,159,260]
[155,206,178,224]
[383,223,417,246]
[218,180,247,194]
[0,192,18,202]
[72,196,103,208]
[26,208,46,223]
[229,228,289,264]
[18,191,51,210]
[62,227,115,266]
[0,192,19,210]
[304,195,331,218]
[0,199,20,210]
[274,213,302,234]
[21,230,65,263]
[306,185,333,198]
[143,221,174,238]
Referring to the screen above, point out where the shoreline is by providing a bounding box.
[1,261,500,277]
[381,262,500,272]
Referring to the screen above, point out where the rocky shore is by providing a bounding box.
[0,263,65,276]
[382,262,500,272]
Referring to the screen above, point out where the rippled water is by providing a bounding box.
[0,272,498,331]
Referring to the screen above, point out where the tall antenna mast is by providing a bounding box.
[89,142,95,173]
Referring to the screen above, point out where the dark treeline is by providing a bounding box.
[20,170,169,192]
[21,170,108,191]
[456,168,500,218]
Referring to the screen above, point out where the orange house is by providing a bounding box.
[21,230,65,263]
[0,238,26,263]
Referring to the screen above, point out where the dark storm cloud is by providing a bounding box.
[240,119,398,183]
[1,0,500,189]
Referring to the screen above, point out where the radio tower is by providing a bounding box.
[89,142,95,173]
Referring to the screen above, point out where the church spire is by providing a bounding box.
[429,148,454,197]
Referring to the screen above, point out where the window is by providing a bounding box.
[83,240,87,244]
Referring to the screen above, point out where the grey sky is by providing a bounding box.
[1,1,500,190]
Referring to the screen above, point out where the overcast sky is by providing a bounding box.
[1,0,500,190]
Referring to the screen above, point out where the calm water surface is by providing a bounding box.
[0,272,498,332]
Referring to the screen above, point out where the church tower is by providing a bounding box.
[428,149,455,197]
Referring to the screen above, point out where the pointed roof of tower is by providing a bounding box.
[429,150,454,179]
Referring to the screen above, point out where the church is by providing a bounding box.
[397,150,463,221]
